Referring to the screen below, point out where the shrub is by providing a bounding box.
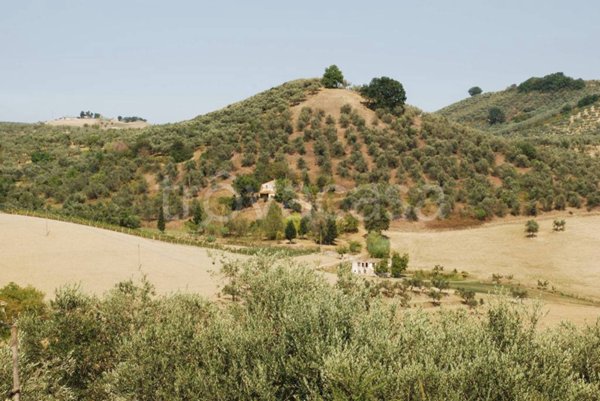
[525,220,539,237]
[517,72,585,93]
[468,86,483,96]
[488,107,506,125]
[366,232,390,258]
[577,94,599,108]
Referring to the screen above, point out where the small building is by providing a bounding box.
[351,259,379,275]
[259,180,276,201]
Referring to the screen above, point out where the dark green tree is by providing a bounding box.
[157,206,165,232]
[391,252,409,278]
[233,174,260,208]
[468,86,483,96]
[360,77,406,112]
[285,220,297,243]
[488,107,506,125]
[190,199,204,225]
[299,216,310,238]
[322,65,345,88]
[323,215,338,245]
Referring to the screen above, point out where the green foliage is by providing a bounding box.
[263,202,285,240]
[488,107,506,125]
[360,76,406,112]
[553,219,566,232]
[233,174,260,208]
[468,86,483,96]
[348,240,362,254]
[577,94,600,108]
[518,72,585,93]
[0,283,45,336]
[374,258,389,276]
[321,65,344,88]
[390,252,409,278]
[366,232,390,258]
[1,257,600,400]
[525,219,539,237]
[285,219,297,243]
[157,206,165,232]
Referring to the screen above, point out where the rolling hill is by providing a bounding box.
[437,72,600,137]
[1,75,600,238]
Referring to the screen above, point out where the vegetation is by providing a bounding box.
[263,202,284,240]
[360,76,406,112]
[0,283,45,337]
[390,251,409,278]
[468,86,483,96]
[553,219,566,232]
[525,219,539,237]
[321,65,344,88]
[3,256,599,400]
[285,219,297,243]
[488,107,506,124]
[366,232,390,258]
[518,72,585,93]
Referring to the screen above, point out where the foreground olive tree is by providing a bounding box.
[2,256,600,400]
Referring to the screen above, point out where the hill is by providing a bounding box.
[437,73,600,136]
[46,116,150,129]
[1,77,600,241]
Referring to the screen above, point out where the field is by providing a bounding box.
[0,213,337,299]
[2,212,600,327]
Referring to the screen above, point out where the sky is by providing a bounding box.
[1,0,599,124]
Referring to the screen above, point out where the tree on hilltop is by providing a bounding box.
[360,77,406,113]
[322,65,345,88]
[468,86,483,96]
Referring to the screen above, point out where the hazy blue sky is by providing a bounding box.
[1,0,599,123]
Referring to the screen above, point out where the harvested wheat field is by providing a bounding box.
[388,214,600,301]
[0,213,242,298]
[0,213,338,299]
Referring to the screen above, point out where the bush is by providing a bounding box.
[577,94,599,108]
[468,86,483,96]
[348,240,362,254]
[517,72,585,93]
[366,232,390,258]
[488,107,506,125]
[2,256,600,400]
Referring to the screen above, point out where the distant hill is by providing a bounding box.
[437,73,600,136]
[46,116,150,129]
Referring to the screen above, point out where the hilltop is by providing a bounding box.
[437,73,600,136]
[1,75,600,241]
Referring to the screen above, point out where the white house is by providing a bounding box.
[351,259,378,275]
[259,180,276,200]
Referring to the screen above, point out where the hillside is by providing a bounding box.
[437,73,600,136]
[1,77,600,240]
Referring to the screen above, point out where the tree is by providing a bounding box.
[190,199,204,226]
[390,252,409,278]
[233,175,260,208]
[298,216,310,238]
[366,232,390,258]
[553,219,566,232]
[525,219,539,237]
[362,203,391,233]
[488,107,506,125]
[322,65,345,88]
[285,220,297,243]
[264,202,284,240]
[360,77,406,112]
[157,206,165,232]
[374,259,389,276]
[323,215,338,245]
[468,86,483,96]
